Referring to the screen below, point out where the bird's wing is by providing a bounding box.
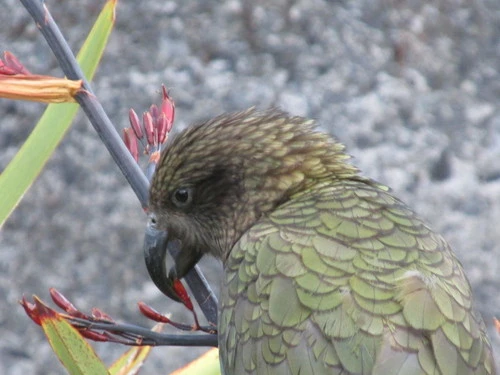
[219,179,495,375]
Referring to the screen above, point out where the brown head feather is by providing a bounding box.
[149,108,358,259]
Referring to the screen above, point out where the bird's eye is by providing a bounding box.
[172,187,193,208]
[149,214,157,226]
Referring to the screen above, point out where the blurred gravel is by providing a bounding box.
[1,0,500,373]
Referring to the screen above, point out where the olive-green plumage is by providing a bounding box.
[147,108,496,374]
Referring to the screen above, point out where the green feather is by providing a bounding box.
[220,180,495,374]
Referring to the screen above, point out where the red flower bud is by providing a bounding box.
[128,108,143,139]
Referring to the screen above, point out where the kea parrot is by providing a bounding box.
[143,108,496,374]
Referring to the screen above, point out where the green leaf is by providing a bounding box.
[0,0,117,228]
[77,0,116,79]
[34,297,109,375]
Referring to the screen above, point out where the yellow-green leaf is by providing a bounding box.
[34,297,109,375]
[108,324,163,375]
[171,348,221,375]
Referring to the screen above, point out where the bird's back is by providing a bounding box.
[219,178,496,375]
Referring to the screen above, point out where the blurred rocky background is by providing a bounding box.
[1,0,499,373]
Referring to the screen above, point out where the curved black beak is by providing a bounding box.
[143,223,182,302]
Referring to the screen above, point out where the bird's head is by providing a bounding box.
[143,108,357,302]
